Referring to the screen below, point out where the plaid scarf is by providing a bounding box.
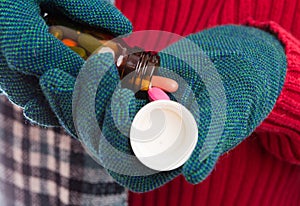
[0,96,127,206]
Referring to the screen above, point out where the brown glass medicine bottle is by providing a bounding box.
[43,9,160,91]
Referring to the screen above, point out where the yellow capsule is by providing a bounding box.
[68,46,87,59]
[77,33,102,54]
[140,79,151,91]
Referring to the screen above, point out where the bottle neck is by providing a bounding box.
[115,46,160,91]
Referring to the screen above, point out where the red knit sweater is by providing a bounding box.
[115,0,300,205]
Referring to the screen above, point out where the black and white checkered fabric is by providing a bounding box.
[0,96,127,206]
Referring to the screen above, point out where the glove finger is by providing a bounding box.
[1,48,60,126]
[0,52,39,107]
[40,52,120,138]
[39,68,77,138]
[0,1,85,77]
[23,97,60,127]
[44,0,132,36]
[73,52,120,129]
[183,147,221,183]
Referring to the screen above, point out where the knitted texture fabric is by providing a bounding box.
[160,25,287,184]
[0,0,132,127]
[39,25,286,192]
[247,20,300,164]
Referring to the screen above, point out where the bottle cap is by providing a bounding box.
[130,100,198,171]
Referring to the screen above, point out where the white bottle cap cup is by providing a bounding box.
[130,100,198,171]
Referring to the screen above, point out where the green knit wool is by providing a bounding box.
[40,25,286,192]
[0,0,132,126]
[162,25,287,183]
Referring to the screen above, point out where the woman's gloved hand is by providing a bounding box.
[0,0,132,126]
[36,25,287,192]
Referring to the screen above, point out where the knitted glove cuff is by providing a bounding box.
[246,19,300,164]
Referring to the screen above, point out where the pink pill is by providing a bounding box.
[148,87,170,101]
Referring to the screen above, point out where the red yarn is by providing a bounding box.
[115,0,300,205]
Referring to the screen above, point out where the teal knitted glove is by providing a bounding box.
[0,0,132,126]
[39,25,287,192]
